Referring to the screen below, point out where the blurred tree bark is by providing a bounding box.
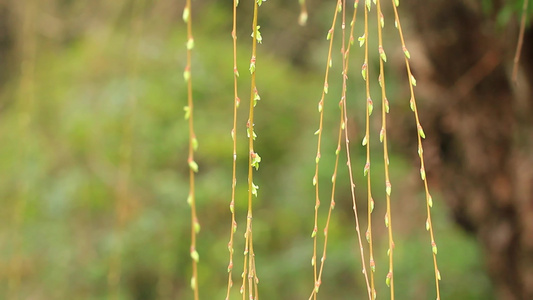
[400,1,533,299]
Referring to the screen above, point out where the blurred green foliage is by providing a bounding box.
[0,1,495,299]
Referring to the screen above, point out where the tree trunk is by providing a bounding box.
[401,1,533,299]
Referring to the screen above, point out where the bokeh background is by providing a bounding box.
[1,0,532,299]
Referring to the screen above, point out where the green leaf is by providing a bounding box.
[358,34,366,47]
[251,182,259,197]
[186,38,194,50]
[189,160,199,173]
[182,7,190,23]
[191,250,200,262]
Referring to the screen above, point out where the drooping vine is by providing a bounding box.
[309,1,342,298]
[182,0,200,299]
[391,0,442,298]
[226,0,240,299]
[240,1,266,299]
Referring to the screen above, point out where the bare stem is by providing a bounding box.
[391,1,441,298]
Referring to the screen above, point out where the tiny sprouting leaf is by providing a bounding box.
[354,0,358,8]
[386,272,392,287]
[183,68,190,82]
[191,277,196,290]
[251,182,259,197]
[194,221,201,234]
[187,194,192,206]
[191,249,200,262]
[251,152,261,170]
[437,269,442,280]
[326,29,332,40]
[234,67,240,77]
[365,230,370,242]
[380,127,384,143]
[312,175,317,186]
[228,262,233,273]
[361,63,367,80]
[249,62,255,74]
[331,174,335,183]
[395,0,399,6]
[311,227,317,238]
[341,121,345,130]
[364,161,370,176]
[329,59,332,67]
[324,82,329,94]
[184,106,190,120]
[370,259,376,272]
[403,46,411,59]
[337,2,342,12]
[314,129,320,135]
[370,198,375,212]
[299,11,308,26]
[257,0,266,7]
[253,89,261,107]
[315,153,320,164]
[230,201,235,213]
[236,97,240,108]
[378,74,382,87]
[186,38,194,50]
[189,160,199,173]
[192,137,198,151]
[426,219,430,231]
[380,12,384,28]
[358,34,366,47]
[386,181,392,196]
[418,144,423,157]
[255,26,263,43]
[372,0,376,4]
[366,0,371,11]
[335,146,341,155]
[368,98,373,115]
[410,74,417,86]
[420,167,426,180]
[350,36,354,45]
[410,97,415,111]
[384,213,389,227]
[182,7,190,23]
[379,46,387,62]
[395,20,398,28]
[432,242,438,255]
[385,98,390,113]
[362,135,368,146]
[428,194,433,207]
[231,129,235,141]
[311,257,315,266]
[418,124,426,139]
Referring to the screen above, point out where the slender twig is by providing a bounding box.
[310,2,342,298]
[375,0,395,297]
[512,0,529,83]
[359,1,377,298]
[241,1,264,299]
[183,0,200,299]
[391,1,441,298]
[226,0,240,299]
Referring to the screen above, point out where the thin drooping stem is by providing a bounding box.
[361,0,376,298]
[391,1,441,298]
[183,0,200,299]
[310,2,341,298]
[340,1,372,298]
[241,1,264,299]
[226,0,240,299]
[375,0,395,297]
[512,0,529,83]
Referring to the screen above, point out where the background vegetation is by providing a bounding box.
[2,0,531,299]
